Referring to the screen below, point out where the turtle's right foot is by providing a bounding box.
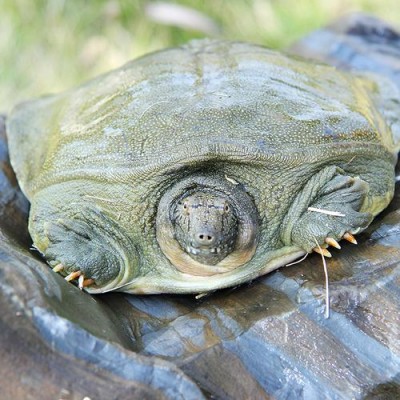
[64,270,82,282]
[51,263,95,289]
[52,263,64,272]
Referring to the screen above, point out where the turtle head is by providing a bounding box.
[156,175,260,276]
[173,190,238,265]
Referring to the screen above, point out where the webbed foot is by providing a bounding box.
[43,218,111,287]
[282,166,373,254]
[29,206,138,291]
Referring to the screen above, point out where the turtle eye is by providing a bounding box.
[183,201,189,213]
[224,203,230,213]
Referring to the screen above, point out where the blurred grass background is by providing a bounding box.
[1,0,399,112]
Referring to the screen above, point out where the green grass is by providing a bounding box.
[1,0,399,112]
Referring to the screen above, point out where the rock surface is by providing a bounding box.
[1,14,400,400]
[290,13,400,86]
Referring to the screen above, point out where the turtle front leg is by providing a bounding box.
[281,166,374,254]
[29,200,138,292]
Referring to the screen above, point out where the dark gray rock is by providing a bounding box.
[290,13,400,87]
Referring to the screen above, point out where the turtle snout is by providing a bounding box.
[193,230,217,247]
[188,225,231,263]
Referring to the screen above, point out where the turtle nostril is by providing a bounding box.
[197,233,214,244]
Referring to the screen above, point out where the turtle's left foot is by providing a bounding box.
[312,231,358,255]
[325,237,341,249]
[282,166,373,254]
[343,232,357,244]
[313,246,332,258]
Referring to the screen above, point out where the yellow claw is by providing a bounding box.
[52,263,64,273]
[343,232,357,244]
[65,270,82,282]
[83,278,95,288]
[313,247,332,258]
[325,237,341,249]
[78,275,85,290]
[77,275,94,289]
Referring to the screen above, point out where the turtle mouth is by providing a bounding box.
[185,240,235,265]
[187,245,222,255]
[186,239,235,255]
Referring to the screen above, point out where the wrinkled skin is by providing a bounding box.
[6,40,400,294]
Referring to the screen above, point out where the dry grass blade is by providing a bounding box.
[195,292,210,300]
[308,207,345,217]
[145,2,220,34]
[286,252,309,266]
[314,238,330,319]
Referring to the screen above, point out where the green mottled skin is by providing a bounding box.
[6,40,400,294]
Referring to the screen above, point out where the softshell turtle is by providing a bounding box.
[6,39,400,294]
